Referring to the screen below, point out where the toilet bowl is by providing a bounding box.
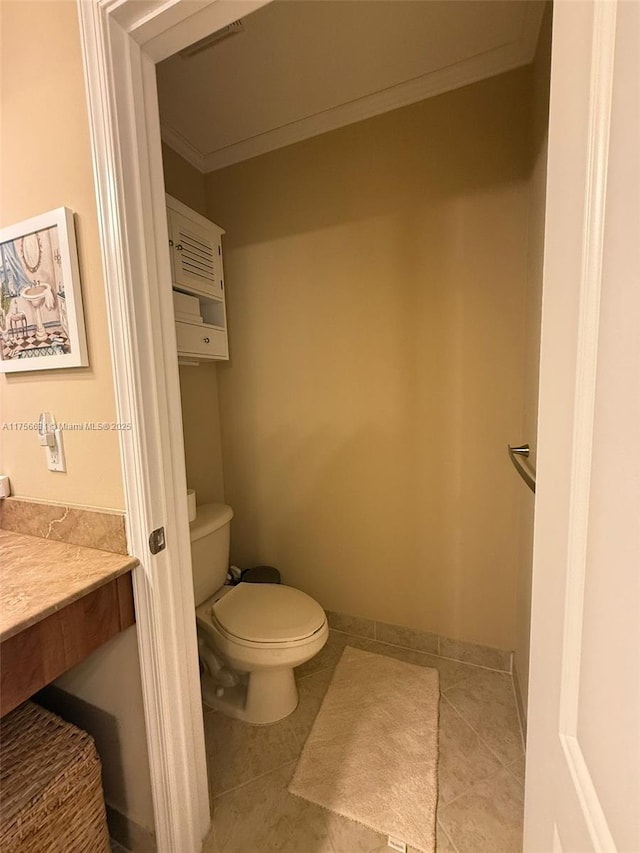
[190,504,328,724]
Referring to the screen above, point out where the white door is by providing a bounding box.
[524,2,639,851]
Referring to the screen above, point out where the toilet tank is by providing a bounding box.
[189,503,234,606]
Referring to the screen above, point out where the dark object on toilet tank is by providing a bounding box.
[240,566,281,584]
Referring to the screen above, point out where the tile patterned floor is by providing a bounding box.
[202,630,525,853]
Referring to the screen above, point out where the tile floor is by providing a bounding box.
[202,629,525,853]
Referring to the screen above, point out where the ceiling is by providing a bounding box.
[157,0,545,174]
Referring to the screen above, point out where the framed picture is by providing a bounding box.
[0,207,88,372]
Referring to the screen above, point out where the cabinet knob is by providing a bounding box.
[168,239,174,247]
[203,337,210,344]
[176,243,183,251]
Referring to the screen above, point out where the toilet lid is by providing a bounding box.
[211,583,326,643]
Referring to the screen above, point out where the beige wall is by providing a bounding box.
[206,68,535,651]
[162,142,208,217]
[178,361,226,505]
[0,1,123,510]
[162,143,226,506]
[514,5,552,717]
[0,1,153,833]
[54,629,154,832]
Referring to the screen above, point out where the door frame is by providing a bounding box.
[76,2,271,850]
[76,1,621,850]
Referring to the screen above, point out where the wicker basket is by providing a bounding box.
[0,701,110,852]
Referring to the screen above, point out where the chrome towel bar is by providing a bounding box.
[508,444,536,493]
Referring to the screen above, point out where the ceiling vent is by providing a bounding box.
[179,20,244,58]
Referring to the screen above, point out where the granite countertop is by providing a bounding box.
[0,529,139,642]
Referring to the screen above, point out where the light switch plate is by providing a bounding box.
[45,427,67,472]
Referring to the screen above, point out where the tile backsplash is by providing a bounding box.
[0,496,127,555]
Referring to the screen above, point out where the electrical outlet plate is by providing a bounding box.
[387,838,407,852]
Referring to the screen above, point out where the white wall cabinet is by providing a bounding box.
[167,194,228,362]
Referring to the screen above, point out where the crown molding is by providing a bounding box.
[161,2,546,174]
[160,124,208,172]
[521,0,547,63]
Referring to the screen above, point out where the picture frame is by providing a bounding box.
[0,207,88,372]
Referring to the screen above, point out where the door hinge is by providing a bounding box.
[149,526,166,555]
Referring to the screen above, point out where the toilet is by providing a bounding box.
[189,503,328,724]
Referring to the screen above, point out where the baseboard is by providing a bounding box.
[106,804,157,853]
[512,659,528,746]
[326,610,513,673]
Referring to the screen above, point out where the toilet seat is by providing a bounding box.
[210,583,326,645]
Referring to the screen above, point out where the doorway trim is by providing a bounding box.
[75,0,617,850]
[76,1,271,850]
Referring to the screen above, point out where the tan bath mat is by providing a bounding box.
[289,646,439,852]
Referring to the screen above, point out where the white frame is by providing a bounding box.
[74,1,622,850]
[0,206,88,372]
[76,2,270,851]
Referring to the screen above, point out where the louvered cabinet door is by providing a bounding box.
[168,208,223,300]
